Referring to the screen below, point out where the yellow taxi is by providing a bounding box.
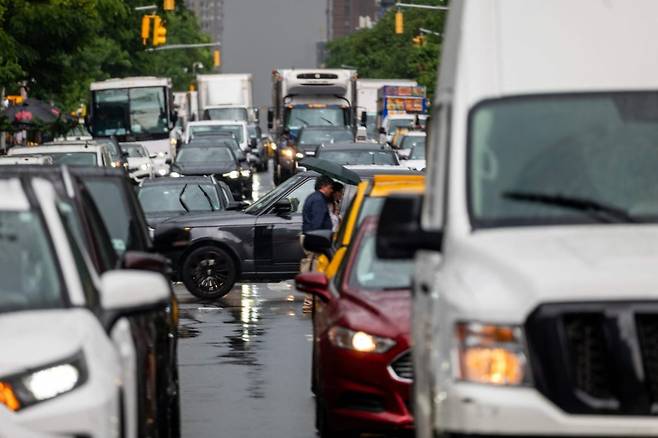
[316,174,425,277]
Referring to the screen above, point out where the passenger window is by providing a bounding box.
[283,179,316,213]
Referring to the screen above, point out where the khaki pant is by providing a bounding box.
[299,235,317,273]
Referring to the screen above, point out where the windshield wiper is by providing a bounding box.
[502,191,637,223]
[197,185,216,211]
[179,184,190,212]
[320,117,335,125]
[295,117,309,126]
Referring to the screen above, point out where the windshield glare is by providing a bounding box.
[349,232,413,290]
[470,93,658,226]
[299,129,353,145]
[285,107,345,130]
[177,147,234,164]
[0,211,63,312]
[205,108,248,121]
[318,150,398,166]
[139,184,220,213]
[92,87,169,137]
[190,125,243,143]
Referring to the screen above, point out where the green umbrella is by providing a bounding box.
[299,157,361,185]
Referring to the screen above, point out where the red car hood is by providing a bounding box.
[342,289,411,341]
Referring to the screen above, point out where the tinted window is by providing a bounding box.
[121,144,147,158]
[318,150,398,165]
[190,125,244,143]
[139,183,221,213]
[299,129,353,145]
[176,147,235,164]
[400,135,426,150]
[0,211,64,312]
[84,179,133,254]
[205,108,248,121]
[283,179,316,213]
[15,152,98,166]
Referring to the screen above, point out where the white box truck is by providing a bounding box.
[196,74,254,122]
[356,78,417,137]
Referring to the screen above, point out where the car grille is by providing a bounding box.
[525,302,658,415]
[390,351,413,381]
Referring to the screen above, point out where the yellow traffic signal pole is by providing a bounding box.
[394,2,448,37]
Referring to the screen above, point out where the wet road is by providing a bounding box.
[176,165,317,438]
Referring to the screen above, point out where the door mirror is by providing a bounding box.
[302,229,333,258]
[295,272,332,302]
[100,270,170,328]
[121,250,172,277]
[226,200,249,210]
[273,198,292,215]
[376,194,443,259]
[250,137,258,148]
[254,108,260,122]
[360,111,367,127]
[267,108,274,130]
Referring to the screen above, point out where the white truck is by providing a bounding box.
[377,1,658,437]
[196,74,255,122]
[88,76,177,161]
[356,78,417,138]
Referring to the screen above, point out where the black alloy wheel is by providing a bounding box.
[181,246,237,299]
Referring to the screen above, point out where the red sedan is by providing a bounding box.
[296,217,415,437]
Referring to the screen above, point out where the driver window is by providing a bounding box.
[284,179,316,213]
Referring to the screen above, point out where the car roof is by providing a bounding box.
[369,175,426,197]
[141,176,215,186]
[10,145,102,154]
[317,142,390,151]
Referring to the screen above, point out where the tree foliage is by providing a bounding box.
[0,0,211,110]
[325,0,447,99]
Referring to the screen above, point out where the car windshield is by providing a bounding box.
[388,118,414,131]
[318,150,398,165]
[470,92,658,226]
[205,108,248,121]
[285,107,345,130]
[409,146,426,160]
[0,211,63,312]
[176,147,235,164]
[401,135,426,151]
[139,183,221,213]
[245,174,303,214]
[299,129,353,145]
[121,144,147,158]
[94,138,121,160]
[92,86,169,137]
[190,125,244,143]
[16,152,98,166]
[349,231,414,291]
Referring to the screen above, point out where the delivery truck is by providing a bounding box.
[196,74,255,122]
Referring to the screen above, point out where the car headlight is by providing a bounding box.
[170,171,181,178]
[295,152,304,159]
[240,169,251,177]
[140,163,151,171]
[157,168,169,176]
[281,148,294,159]
[455,322,529,386]
[328,326,395,353]
[0,352,87,411]
[223,170,240,179]
[158,151,166,158]
[271,144,277,151]
[170,137,177,145]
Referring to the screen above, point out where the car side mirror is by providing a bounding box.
[226,201,249,211]
[250,137,258,148]
[273,198,292,215]
[360,111,367,127]
[267,108,274,130]
[100,270,170,329]
[295,272,332,302]
[302,229,333,258]
[376,194,443,259]
[121,250,172,277]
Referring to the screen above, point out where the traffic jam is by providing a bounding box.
[3,0,658,437]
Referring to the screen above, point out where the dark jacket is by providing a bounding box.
[302,190,332,233]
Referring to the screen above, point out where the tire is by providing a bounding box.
[181,246,237,299]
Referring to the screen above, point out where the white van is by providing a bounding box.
[377,1,658,437]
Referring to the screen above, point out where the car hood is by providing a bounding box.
[342,289,411,341]
[0,309,89,376]
[448,225,658,322]
[172,163,235,175]
[160,210,254,228]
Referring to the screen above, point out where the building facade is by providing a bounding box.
[327,0,378,40]
[184,0,224,44]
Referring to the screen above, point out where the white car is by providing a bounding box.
[377,1,658,438]
[398,131,426,171]
[0,176,169,437]
[119,143,154,181]
[184,120,250,152]
[0,156,53,165]
[8,144,112,168]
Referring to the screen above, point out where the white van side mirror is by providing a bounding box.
[100,271,170,327]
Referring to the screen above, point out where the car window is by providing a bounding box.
[348,232,414,291]
[139,183,221,213]
[83,178,133,254]
[16,152,98,166]
[0,210,64,312]
[318,150,398,166]
[176,147,235,164]
[283,179,316,213]
[401,136,426,150]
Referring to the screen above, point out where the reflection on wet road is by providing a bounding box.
[176,166,316,438]
[176,282,314,438]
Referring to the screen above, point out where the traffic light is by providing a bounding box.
[163,0,175,11]
[152,15,167,46]
[213,49,221,68]
[395,10,404,34]
[412,35,426,47]
[141,15,152,45]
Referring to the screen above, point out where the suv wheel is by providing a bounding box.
[181,246,237,299]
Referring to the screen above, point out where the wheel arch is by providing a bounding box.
[179,238,242,278]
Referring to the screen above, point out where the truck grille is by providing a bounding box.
[390,351,413,381]
[525,303,658,415]
[296,73,338,80]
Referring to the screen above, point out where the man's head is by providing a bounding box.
[332,181,344,202]
[315,175,334,197]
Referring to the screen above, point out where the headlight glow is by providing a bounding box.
[0,382,20,411]
[328,326,395,353]
[456,322,529,386]
[240,169,251,177]
[157,168,168,176]
[170,137,178,145]
[271,144,277,150]
[223,170,240,179]
[23,364,80,401]
[295,152,304,159]
[281,148,294,159]
[170,171,181,178]
[158,152,166,158]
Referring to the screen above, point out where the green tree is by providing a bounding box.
[325,0,447,99]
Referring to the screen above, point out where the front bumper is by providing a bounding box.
[321,345,413,433]
[435,383,658,437]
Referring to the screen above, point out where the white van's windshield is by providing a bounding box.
[469,93,658,226]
